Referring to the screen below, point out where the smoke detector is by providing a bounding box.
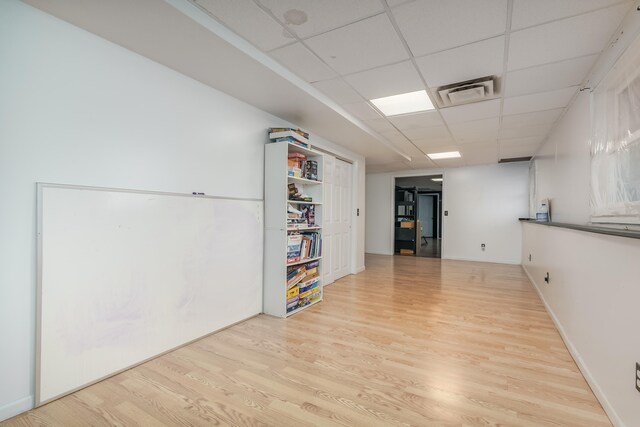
[435,76,500,107]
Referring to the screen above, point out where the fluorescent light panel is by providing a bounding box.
[427,151,461,160]
[370,90,435,116]
[431,177,443,182]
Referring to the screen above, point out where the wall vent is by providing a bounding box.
[499,156,532,163]
[435,76,500,107]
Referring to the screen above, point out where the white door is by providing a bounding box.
[322,156,352,285]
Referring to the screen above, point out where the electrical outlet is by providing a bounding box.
[544,272,550,283]
[636,362,640,392]
[528,253,532,262]
[481,243,486,251]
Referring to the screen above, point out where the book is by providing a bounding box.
[269,129,310,144]
[287,234,302,263]
[300,204,315,226]
[286,286,299,299]
[304,160,318,181]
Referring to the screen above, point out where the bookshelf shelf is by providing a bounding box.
[264,137,324,318]
[287,226,322,232]
[287,200,322,205]
[286,256,322,267]
[288,176,322,186]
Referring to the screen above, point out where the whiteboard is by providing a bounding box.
[36,184,263,405]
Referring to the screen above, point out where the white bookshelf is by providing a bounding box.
[264,140,324,317]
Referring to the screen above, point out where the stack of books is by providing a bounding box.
[269,127,310,149]
[286,231,321,264]
[288,153,306,178]
[286,260,320,313]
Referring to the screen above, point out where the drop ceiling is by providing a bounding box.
[23,0,636,173]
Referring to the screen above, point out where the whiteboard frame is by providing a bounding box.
[35,182,263,406]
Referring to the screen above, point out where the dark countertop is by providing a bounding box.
[519,218,640,240]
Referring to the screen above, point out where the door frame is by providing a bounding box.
[390,171,446,257]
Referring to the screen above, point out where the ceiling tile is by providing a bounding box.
[499,136,546,148]
[448,117,500,143]
[460,141,499,165]
[412,137,457,152]
[311,78,362,103]
[511,0,630,30]
[403,124,451,141]
[270,42,337,82]
[195,0,294,51]
[305,14,408,75]
[505,54,598,97]
[503,86,577,115]
[393,0,508,57]
[258,0,384,39]
[387,0,415,7]
[501,108,564,129]
[341,101,383,120]
[508,4,630,71]
[344,61,423,100]
[388,111,443,130]
[440,99,501,124]
[366,161,412,173]
[499,124,552,139]
[499,142,540,158]
[416,36,504,88]
[384,135,426,159]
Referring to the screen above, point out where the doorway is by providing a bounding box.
[394,175,443,258]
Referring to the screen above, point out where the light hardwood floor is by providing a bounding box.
[4,255,610,426]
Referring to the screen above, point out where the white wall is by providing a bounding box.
[534,92,592,223]
[523,73,640,427]
[0,1,364,420]
[365,163,529,264]
[522,223,640,427]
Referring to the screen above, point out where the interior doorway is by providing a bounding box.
[394,175,443,258]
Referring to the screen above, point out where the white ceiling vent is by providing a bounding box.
[435,76,500,108]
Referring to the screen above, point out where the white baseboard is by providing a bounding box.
[354,265,365,273]
[364,251,393,256]
[0,395,33,422]
[522,265,623,427]
[442,255,521,265]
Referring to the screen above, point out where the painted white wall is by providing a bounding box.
[365,163,529,264]
[0,1,364,420]
[443,163,528,264]
[534,91,592,224]
[522,223,640,427]
[523,60,640,426]
[364,173,394,255]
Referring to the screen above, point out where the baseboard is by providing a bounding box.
[364,251,393,256]
[522,265,623,427]
[442,255,521,265]
[0,395,33,422]
[354,265,365,273]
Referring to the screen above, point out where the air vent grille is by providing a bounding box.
[435,76,500,107]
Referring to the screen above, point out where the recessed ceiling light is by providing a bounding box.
[427,151,461,160]
[370,90,435,116]
[431,177,443,182]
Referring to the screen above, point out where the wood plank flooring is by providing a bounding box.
[3,255,610,426]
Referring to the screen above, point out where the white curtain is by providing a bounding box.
[590,33,640,224]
